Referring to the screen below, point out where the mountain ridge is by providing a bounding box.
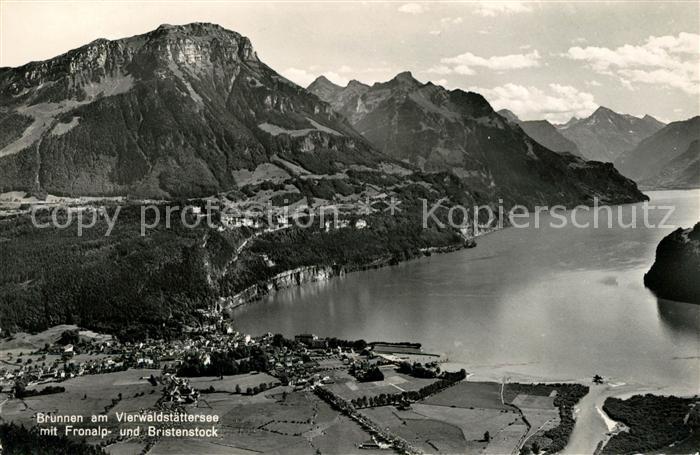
[615,116,700,186]
[309,74,644,207]
[555,107,665,162]
[496,109,581,156]
[0,22,387,198]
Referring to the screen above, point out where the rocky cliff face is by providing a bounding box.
[309,74,647,207]
[644,223,700,304]
[556,107,665,162]
[0,23,384,198]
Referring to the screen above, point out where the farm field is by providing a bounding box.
[422,381,511,410]
[360,399,527,453]
[326,367,438,402]
[104,440,148,455]
[0,368,161,445]
[188,372,279,393]
[1,369,160,425]
[204,390,382,454]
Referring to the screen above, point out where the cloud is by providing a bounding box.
[282,68,349,87]
[426,65,453,75]
[441,50,541,73]
[440,16,463,25]
[565,32,700,94]
[429,30,442,36]
[453,65,476,75]
[585,80,602,87]
[432,78,449,87]
[398,3,426,14]
[472,1,532,17]
[473,83,597,123]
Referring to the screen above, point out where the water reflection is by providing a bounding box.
[657,298,700,340]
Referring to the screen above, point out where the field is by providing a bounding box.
[351,380,538,454]
[182,390,382,455]
[422,381,511,410]
[0,368,161,441]
[188,372,279,393]
[325,366,438,402]
[502,382,589,454]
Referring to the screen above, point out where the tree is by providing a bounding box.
[235,384,241,394]
[593,374,604,384]
[531,442,540,454]
[484,431,490,442]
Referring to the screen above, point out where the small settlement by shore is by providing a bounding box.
[0,324,696,455]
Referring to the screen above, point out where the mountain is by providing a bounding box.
[520,120,581,156]
[556,107,665,162]
[306,75,343,103]
[0,23,385,198]
[615,116,700,185]
[497,110,580,156]
[310,73,645,206]
[0,23,645,206]
[497,109,520,123]
[638,140,700,189]
[644,223,700,304]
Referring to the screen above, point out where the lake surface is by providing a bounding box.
[233,190,700,389]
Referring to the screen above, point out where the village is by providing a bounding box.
[0,322,584,454]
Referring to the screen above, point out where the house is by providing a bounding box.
[295,334,318,345]
[355,219,368,229]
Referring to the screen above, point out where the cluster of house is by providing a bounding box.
[1,321,429,407]
[161,373,199,404]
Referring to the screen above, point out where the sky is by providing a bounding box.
[1,1,698,123]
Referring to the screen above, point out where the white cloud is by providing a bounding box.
[565,32,700,94]
[453,65,476,75]
[440,16,463,25]
[398,3,426,14]
[441,50,541,73]
[426,65,453,75]
[585,80,602,87]
[473,1,532,17]
[473,83,597,123]
[282,68,349,87]
[433,78,449,87]
[429,30,442,36]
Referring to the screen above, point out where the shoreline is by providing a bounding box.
[219,236,479,313]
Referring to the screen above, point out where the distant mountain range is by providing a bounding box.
[308,74,642,206]
[497,109,581,157]
[555,107,665,162]
[615,116,700,189]
[0,23,644,207]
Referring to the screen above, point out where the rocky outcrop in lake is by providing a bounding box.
[644,223,700,304]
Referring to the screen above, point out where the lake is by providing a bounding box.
[232,190,700,389]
